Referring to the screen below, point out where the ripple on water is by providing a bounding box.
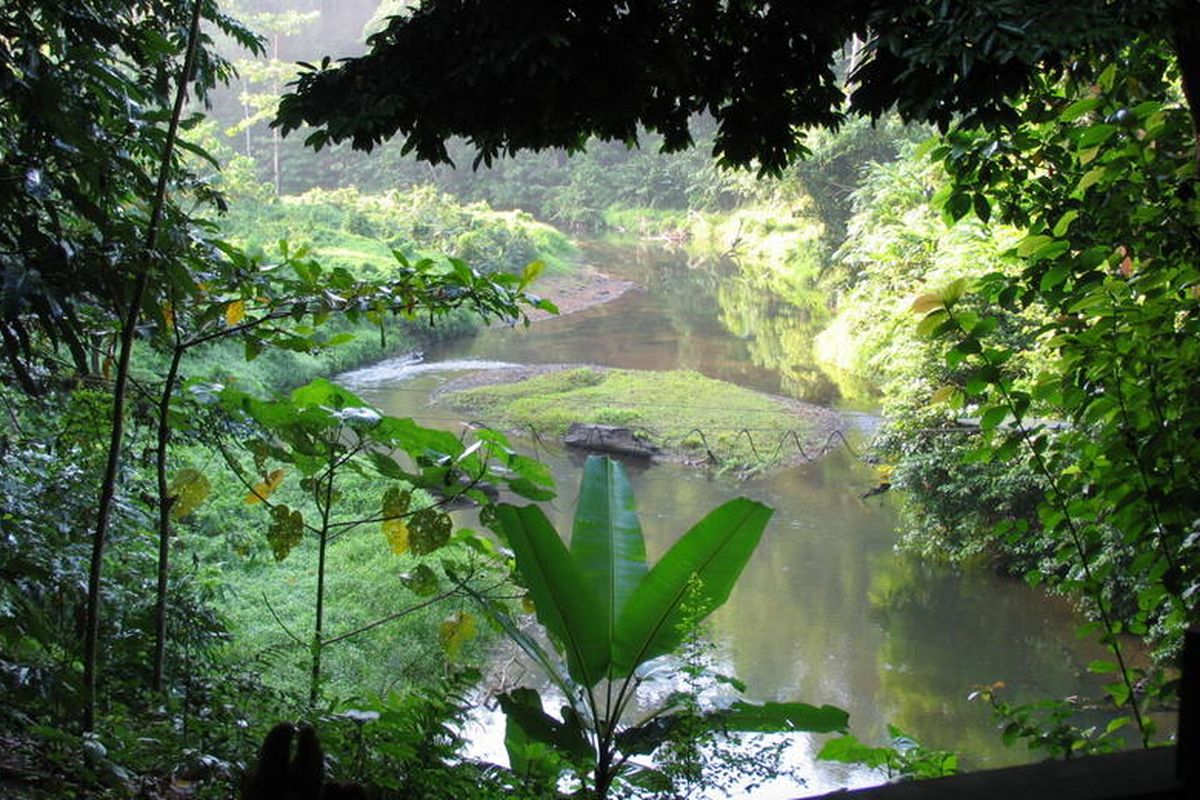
[338,354,522,388]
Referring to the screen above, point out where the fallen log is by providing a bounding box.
[562,423,658,459]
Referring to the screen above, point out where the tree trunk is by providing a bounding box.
[82,0,204,731]
[1174,6,1200,160]
[151,344,185,693]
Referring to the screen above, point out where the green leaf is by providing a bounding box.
[409,507,451,555]
[712,701,849,734]
[1052,210,1079,237]
[818,735,889,768]
[290,378,367,410]
[612,498,772,675]
[495,504,610,686]
[400,564,440,596]
[980,406,1008,431]
[570,456,648,660]
[1060,97,1101,122]
[938,277,968,305]
[267,504,305,561]
[1077,167,1106,192]
[1017,235,1053,258]
[972,194,991,223]
[499,688,594,772]
[1040,264,1070,292]
[438,610,477,659]
[915,309,949,338]
[169,468,211,520]
[945,192,972,222]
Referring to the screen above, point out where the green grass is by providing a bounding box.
[443,367,818,467]
[223,185,579,279]
[216,525,490,702]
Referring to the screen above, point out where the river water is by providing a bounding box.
[341,239,1117,795]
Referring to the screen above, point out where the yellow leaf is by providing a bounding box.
[519,259,546,288]
[170,468,211,520]
[245,468,285,504]
[931,385,957,405]
[910,293,942,314]
[383,517,409,555]
[438,610,477,659]
[225,299,246,326]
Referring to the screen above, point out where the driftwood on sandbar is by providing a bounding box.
[562,423,658,459]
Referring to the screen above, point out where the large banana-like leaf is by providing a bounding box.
[570,456,647,662]
[611,498,772,676]
[617,701,849,756]
[499,687,595,775]
[495,503,610,687]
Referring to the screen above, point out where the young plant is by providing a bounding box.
[219,378,555,704]
[465,455,848,799]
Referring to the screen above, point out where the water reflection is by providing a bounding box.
[346,239,1122,792]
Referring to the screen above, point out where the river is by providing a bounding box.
[340,239,1118,796]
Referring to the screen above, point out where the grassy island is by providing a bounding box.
[441,366,841,469]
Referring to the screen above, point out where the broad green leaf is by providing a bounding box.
[570,456,648,659]
[620,701,847,757]
[496,504,609,686]
[1076,166,1106,192]
[1052,209,1079,237]
[409,508,451,555]
[710,701,849,734]
[980,406,1008,431]
[462,582,574,701]
[612,498,772,676]
[267,504,304,561]
[938,277,968,305]
[1017,235,1053,258]
[1087,659,1119,675]
[818,735,889,768]
[499,688,594,774]
[289,378,367,410]
[401,564,440,596]
[915,309,949,338]
[169,468,211,520]
[438,610,477,659]
[1060,97,1100,122]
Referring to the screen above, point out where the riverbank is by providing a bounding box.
[523,264,637,321]
[435,364,846,472]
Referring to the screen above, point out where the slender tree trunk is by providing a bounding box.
[1174,7,1200,160]
[309,461,334,706]
[151,343,185,693]
[82,0,204,731]
[242,75,253,157]
[272,33,282,194]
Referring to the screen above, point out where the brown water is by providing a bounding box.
[341,239,1119,795]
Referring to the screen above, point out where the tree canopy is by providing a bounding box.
[275,0,1197,175]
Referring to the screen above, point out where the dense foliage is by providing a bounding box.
[5,0,1200,797]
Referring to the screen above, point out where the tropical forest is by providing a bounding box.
[1,1,1198,798]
